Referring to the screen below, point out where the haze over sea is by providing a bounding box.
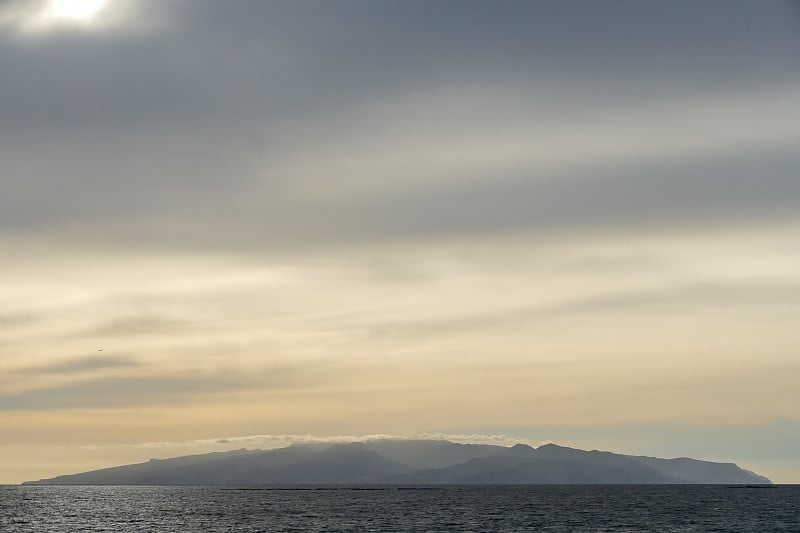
[2,485,799,532]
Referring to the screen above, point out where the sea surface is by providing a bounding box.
[1,485,798,532]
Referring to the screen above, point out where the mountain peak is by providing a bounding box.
[537,443,566,449]
[509,443,535,455]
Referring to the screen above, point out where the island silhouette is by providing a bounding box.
[23,440,771,485]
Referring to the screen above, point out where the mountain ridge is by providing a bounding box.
[23,440,771,485]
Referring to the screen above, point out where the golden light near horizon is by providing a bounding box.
[47,0,106,22]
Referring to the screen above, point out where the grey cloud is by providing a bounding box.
[2,0,797,134]
[549,279,800,315]
[14,354,139,376]
[2,0,796,141]
[1,0,799,254]
[6,354,140,379]
[0,311,36,326]
[323,145,800,244]
[4,136,798,255]
[184,142,800,251]
[0,366,301,410]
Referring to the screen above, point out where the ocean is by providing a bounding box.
[1,485,797,532]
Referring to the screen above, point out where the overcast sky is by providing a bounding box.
[1,0,799,484]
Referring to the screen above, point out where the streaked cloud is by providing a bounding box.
[13,354,139,376]
[0,311,36,327]
[0,366,306,410]
[363,278,800,340]
[79,314,188,338]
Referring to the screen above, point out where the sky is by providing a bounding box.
[1,0,799,484]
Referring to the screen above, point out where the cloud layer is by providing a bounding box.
[1,0,799,483]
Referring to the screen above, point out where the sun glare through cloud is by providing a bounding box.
[48,0,106,21]
[0,0,117,33]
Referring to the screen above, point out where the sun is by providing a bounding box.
[48,0,107,21]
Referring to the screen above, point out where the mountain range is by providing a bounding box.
[23,440,771,485]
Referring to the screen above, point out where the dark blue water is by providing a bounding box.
[1,485,797,532]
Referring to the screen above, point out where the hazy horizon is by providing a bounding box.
[2,0,799,484]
